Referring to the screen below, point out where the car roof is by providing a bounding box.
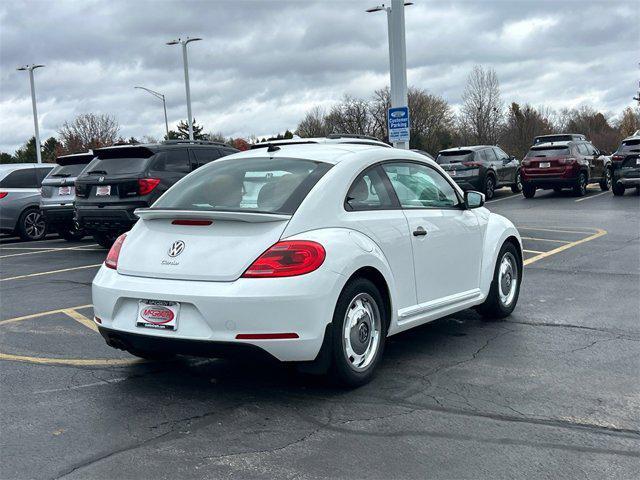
[222,143,399,165]
[438,145,492,153]
[94,140,236,155]
[0,163,54,172]
[250,136,390,149]
[622,132,640,142]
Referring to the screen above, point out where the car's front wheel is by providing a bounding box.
[599,167,612,191]
[17,208,47,241]
[330,278,387,387]
[511,171,523,193]
[484,174,496,200]
[478,242,521,320]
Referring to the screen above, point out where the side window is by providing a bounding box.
[192,148,222,168]
[577,143,590,155]
[484,148,498,162]
[155,149,190,173]
[382,162,459,208]
[494,147,509,160]
[0,168,38,188]
[345,167,395,211]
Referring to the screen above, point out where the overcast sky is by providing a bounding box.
[1,0,638,153]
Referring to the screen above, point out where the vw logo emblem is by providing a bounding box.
[168,240,186,257]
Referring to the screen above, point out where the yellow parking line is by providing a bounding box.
[0,352,140,366]
[521,237,571,243]
[0,304,93,325]
[0,264,102,282]
[575,191,610,203]
[61,309,98,332]
[0,244,99,259]
[524,228,607,266]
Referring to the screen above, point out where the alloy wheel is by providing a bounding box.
[24,211,46,240]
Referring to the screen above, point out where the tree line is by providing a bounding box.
[3,65,639,164]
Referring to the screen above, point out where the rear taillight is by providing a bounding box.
[242,240,325,278]
[522,160,531,167]
[171,219,212,226]
[0,192,8,199]
[138,178,160,196]
[105,233,127,270]
[558,157,577,165]
[462,161,483,167]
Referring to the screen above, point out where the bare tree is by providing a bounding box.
[324,96,378,137]
[58,113,120,153]
[501,103,554,157]
[459,66,504,145]
[617,106,640,138]
[296,106,331,137]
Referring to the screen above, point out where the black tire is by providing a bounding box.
[573,172,587,197]
[553,187,563,193]
[125,348,175,361]
[483,174,496,200]
[522,183,536,199]
[599,167,612,191]
[17,208,47,241]
[329,277,387,387]
[510,171,523,193]
[58,225,85,242]
[477,242,521,320]
[93,232,117,249]
[612,182,625,196]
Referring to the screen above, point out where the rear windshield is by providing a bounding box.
[619,139,640,153]
[526,146,570,157]
[153,157,332,215]
[82,156,150,176]
[436,150,473,164]
[47,163,88,178]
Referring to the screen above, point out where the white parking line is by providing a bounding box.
[575,191,610,203]
[486,194,519,204]
[0,264,102,282]
[523,249,544,254]
[521,237,571,243]
[0,244,98,259]
[519,226,599,235]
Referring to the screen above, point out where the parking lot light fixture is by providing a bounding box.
[16,64,45,163]
[167,37,202,141]
[367,1,412,149]
[135,86,169,137]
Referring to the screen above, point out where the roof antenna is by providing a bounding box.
[266,143,280,153]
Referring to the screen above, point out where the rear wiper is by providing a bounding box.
[86,170,108,175]
[51,173,71,178]
[534,155,547,157]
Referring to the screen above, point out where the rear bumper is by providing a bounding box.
[521,177,578,189]
[613,169,640,187]
[40,205,74,225]
[450,176,483,191]
[92,265,342,362]
[76,204,142,232]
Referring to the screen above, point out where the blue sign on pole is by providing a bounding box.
[387,106,410,143]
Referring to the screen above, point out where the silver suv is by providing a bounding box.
[40,152,94,241]
[0,163,55,241]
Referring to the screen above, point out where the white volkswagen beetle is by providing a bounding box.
[92,144,522,386]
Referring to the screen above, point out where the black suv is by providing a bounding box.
[75,140,238,247]
[611,132,640,196]
[435,145,522,200]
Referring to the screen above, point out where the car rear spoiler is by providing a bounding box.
[56,152,95,165]
[94,146,155,159]
[134,208,292,223]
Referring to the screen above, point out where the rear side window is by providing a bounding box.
[152,150,190,173]
[153,157,332,215]
[494,147,509,160]
[526,146,571,157]
[83,156,149,175]
[436,150,473,164]
[345,167,395,211]
[0,168,38,188]
[192,148,222,168]
[481,148,498,162]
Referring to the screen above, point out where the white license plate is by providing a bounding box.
[96,185,111,196]
[136,300,180,330]
[539,162,550,168]
[58,186,72,196]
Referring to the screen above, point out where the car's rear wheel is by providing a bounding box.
[330,278,387,387]
[522,183,536,198]
[573,172,587,196]
[58,224,85,242]
[553,187,563,193]
[612,182,625,196]
[478,242,521,320]
[599,167,612,191]
[511,171,523,193]
[484,174,496,200]
[17,208,47,241]
[93,232,117,248]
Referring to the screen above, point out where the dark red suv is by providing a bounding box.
[520,140,612,198]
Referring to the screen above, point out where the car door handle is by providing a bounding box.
[413,227,427,237]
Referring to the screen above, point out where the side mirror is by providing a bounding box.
[464,190,485,209]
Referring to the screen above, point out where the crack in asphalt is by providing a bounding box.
[504,319,640,340]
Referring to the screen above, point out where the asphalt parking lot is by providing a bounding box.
[1,187,639,480]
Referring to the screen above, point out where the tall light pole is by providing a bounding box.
[17,64,45,163]
[167,37,201,140]
[135,86,169,137]
[367,1,412,149]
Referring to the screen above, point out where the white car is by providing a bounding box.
[93,144,522,386]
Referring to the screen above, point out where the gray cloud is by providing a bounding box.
[1,0,637,153]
